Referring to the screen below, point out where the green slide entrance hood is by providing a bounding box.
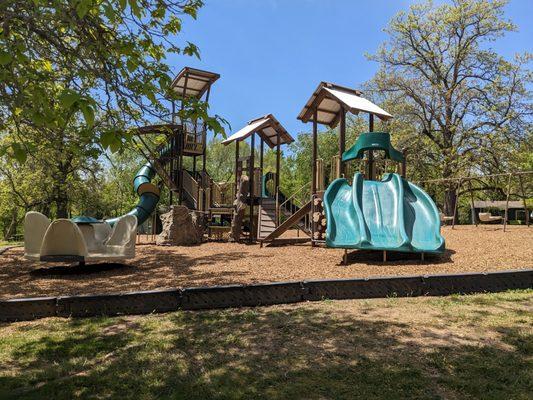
[342,132,404,163]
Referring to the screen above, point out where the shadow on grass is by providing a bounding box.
[0,302,530,400]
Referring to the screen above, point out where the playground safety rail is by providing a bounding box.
[1,269,531,322]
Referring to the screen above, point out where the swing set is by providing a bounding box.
[416,171,532,231]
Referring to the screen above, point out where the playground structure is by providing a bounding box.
[323,132,445,260]
[21,67,531,262]
[23,66,229,261]
[132,67,223,216]
[11,68,533,323]
[221,114,304,244]
[291,81,444,260]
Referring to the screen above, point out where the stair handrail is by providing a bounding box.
[132,136,179,192]
[182,169,200,207]
[211,180,235,207]
[279,181,311,212]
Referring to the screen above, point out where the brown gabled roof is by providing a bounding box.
[297,82,392,128]
[222,114,294,148]
[170,67,220,99]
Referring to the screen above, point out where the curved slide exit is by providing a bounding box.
[105,162,160,226]
[323,172,444,253]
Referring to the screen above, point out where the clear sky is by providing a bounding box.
[168,0,532,139]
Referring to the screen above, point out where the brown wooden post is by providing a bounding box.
[518,174,530,226]
[312,110,318,195]
[276,132,281,191]
[311,110,318,248]
[235,140,240,189]
[503,173,512,232]
[178,146,184,205]
[249,133,255,243]
[339,106,346,177]
[203,86,210,192]
[169,132,174,205]
[260,138,264,177]
[276,131,281,225]
[467,179,478,227]
[202,84,212,211]
[259,137,264,230]
[368,114,374,180]
[452,179,462,230]
[170,100,176,206]
[202,129,207,175]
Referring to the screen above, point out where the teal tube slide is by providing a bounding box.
[323,173,445,253]
[105,162,160,226]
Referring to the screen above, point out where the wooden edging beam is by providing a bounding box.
[1,269,531,322]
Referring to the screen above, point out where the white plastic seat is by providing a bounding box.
[86,215,137,261]
[23,213,137,264]
[78,222,112,253]
[94,222,112,244]
[40,219,88,261]
[24,212,51,260]
[439,212,454,223]
[478,212,503,223]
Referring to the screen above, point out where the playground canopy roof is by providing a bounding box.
[297,82,393,128]
[473,201,525,210]
[170,67,220,99]
[222,114,295,148]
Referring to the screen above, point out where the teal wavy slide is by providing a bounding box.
[105,162,160,226]
[323,173,445,253]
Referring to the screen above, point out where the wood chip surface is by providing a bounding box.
[0,226,531,299]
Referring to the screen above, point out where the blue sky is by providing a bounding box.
[168,0,532,139]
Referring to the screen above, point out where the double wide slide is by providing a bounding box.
[323,173,444,253]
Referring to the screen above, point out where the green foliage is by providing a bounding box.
[0,0,226,162]
[205,137,237,182]
[365,0,531,214]
[0,0,530,237]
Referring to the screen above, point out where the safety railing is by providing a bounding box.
[182,170,200,209]
[182,119,206,155]
[276,181,312,234]
[211,181,235,207]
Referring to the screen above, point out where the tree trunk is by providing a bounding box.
[444,187,457,222]
[56,192,69,218]
[229,175,249,243]
[442,159,458,222]
[4,208,18,240]
[54,164,70,219]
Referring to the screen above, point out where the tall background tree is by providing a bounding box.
[366,0,531,216]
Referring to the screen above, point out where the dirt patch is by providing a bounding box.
[0,225,531,299]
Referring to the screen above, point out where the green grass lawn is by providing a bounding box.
[0,290,531,400]
[0,241,22,248]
